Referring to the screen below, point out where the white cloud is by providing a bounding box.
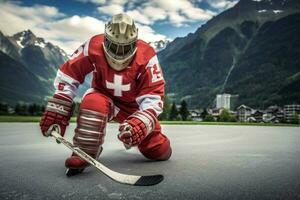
[44,16,105,51]
[0,1,169,54]
[159,0,215,27]
[0,1,105,53]
[215,1,238,9]
[75,0,106,4]
[0,0,225,54]
[126,10,152,25]
[0,2,64,35]
[168,12,187,27]
[142,7,167,21]
[111,0,128,5]
[97,4,124,15]
[182,6,216,21]
[153,0,191,12]
[205,0,238,10]
[136,23,168,42]
[97,0,216,27]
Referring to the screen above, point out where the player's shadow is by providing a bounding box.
[56,149,173,179]
[101,148,165,164]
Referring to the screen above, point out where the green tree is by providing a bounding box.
[290,113,300,124]
[204,114,214,122]
[219,109,237,122]
[158,96,171,120]
[0,103,8,115]
[28,104,39,116]
[35,104,44,116]
[229,115,237,122]
[15,103,21,115]
[219,109,230,122]
[41,105,45,113]
[200,108,208,120]
[169,102,178,121]
[15,103,29,115]
[179,100,189,121]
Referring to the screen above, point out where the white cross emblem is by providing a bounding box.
[106,74,131,97]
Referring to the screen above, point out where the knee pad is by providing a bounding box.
[73,109,108,158]
[80,92,113,117]
[73,91,112,157]
[139,135,172,161]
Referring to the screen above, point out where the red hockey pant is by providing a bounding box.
[80,90,172,161]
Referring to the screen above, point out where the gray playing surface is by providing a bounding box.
[0,123,300,200]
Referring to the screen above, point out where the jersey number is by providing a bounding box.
[69,45,84,60]
[151,64,163,83]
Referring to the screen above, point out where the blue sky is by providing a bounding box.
[0,0,238,53]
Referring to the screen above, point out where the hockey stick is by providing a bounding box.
[50,130,164,186]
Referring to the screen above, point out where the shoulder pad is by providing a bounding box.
[135,40,156,66]
[86,34,105,58]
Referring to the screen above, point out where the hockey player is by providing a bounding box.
[40,13,172,176]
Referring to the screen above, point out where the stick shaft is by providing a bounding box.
[51,130,141,184]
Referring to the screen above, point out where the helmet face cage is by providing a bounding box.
[104,37,136,60]
[103,13,138,71]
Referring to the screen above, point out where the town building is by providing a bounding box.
[284,104,300,123]
[189,109,202,121]
[236,105,253,122]
[250,110,264,122]
[216,94,238,110]
[216,94,230,110]
[263,105,284,123]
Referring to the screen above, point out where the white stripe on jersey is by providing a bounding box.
[145,55,159,69]
[83,38,91,56]
[136,94,163,116]
[54,70,80,100]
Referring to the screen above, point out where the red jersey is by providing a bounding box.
[54,34,164,117]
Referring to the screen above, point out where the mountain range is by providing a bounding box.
[0,30,67,104]
[0,0,299,109]
[158,0,300,109]
[149,40,170,52]
[0,29,169,105]
[0,30,94,105]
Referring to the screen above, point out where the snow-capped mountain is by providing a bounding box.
[149,40,170,52]
[1,30,68,60]
[0,29,94,105]
[12,30,68,58]
[0,30,69,104]
[12,30,46,49]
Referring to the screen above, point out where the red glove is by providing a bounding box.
[40,95,73,137]
[118,110,157,147]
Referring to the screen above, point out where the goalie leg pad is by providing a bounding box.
[138,122,172,161]
[73,109,107,156]
[65,91,112,169]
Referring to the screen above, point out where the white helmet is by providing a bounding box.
[103,13,138,71]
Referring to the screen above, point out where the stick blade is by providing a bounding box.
[134,175,164,186]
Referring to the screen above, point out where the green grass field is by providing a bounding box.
[0,116,77,123]
[0,116,299,127]
[159,121,300,127]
